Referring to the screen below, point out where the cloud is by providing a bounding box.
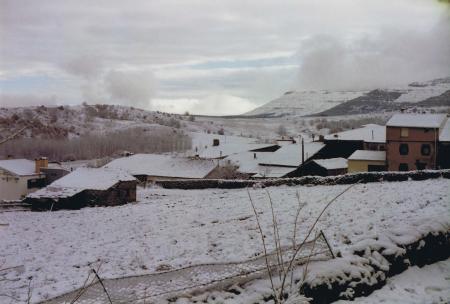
[297,14,450,90]
[152,94,256,116]
[0,0,449,112]
[63,55,103,79]
[105,70,156,108]
[61,55,157,108]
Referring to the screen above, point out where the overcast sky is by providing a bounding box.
[0,0,449,115]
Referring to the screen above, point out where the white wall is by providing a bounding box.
[0,172,42,201]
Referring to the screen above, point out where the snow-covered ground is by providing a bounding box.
[336,257,450,304]
[0,178,449,303]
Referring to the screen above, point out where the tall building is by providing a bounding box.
[386,114,447,171]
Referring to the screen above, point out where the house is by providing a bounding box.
[103,154,220,182]
[348,150,386,173]
[319,124,386,159]
[25,167,137,210]
[295,158,348,177]
[196,142,279,159]
[386,114,447,171]
[257,142,326,178]
[0,158,47,201]
[258,142,325,167]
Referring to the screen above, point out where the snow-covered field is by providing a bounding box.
[0,178,449,303]
[336,257,450,304]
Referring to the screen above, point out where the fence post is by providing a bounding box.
[320,230,335,259]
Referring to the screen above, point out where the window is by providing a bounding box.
[27,178,46,189]
[400,128,409,137]
[399,163,409,171]
[421,144,431,156]
[399,143,409,155]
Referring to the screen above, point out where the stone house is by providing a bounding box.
[25,167,137,210]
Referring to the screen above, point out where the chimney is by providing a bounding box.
[35,157,48,174]
[213,138,220,146]
[254,153,257,159]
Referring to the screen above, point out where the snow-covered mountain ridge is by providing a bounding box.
[246,77,450,117]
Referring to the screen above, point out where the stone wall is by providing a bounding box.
[155,169,450,190]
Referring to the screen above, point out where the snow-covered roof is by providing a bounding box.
[0,159,37,176]
[225,152,266,174]
[103,154,217,179]
[28,167,136,199]
[439,118,450,142]
[196,143,278,159]
[348,150,386,161]
[224,151,301,177]
[258,142,325,167]
[386,114,447,128]
[312,158,348,170]
[324,124,386,143]
[251,166,297,178]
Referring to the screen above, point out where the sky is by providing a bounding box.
[0,0,449,115]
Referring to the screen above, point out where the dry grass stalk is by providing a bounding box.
[249,181,359,303]
[278,182,359,298]
[26,277,33,304]
[266,189,285,281]
[289,190,305,293]
[246,188,276,296]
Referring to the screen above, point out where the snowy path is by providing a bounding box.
[44,240,332,304]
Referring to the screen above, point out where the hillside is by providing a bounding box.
[417,90,450,107]
[312,89,403,116]
[0,104,214,141]
[0,104,229,161]
[244,90,364,117]
[246,77,450,118]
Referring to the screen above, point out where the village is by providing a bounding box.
[1,1,450,302]
[1,112,449,210]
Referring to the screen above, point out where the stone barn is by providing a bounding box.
[25,167,137,210]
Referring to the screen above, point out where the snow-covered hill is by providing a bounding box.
[0,104,223,141]
[246,77,450,117]
[245,90,364,117]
